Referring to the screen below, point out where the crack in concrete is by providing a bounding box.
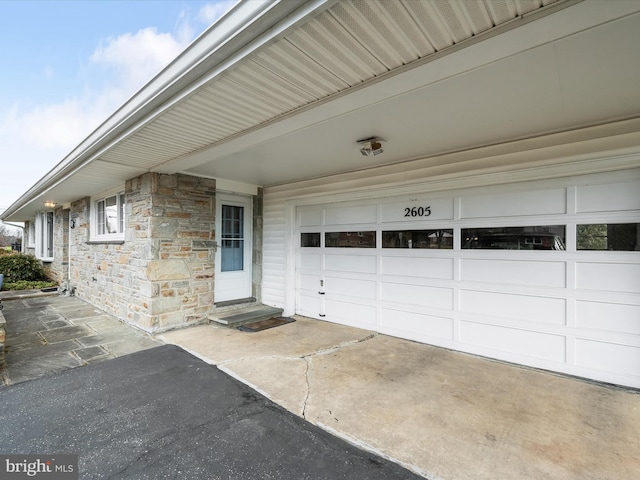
[215,332,379,419]
[302,357,311,419]
[217,354,306,366]
[216,332,379,368]
[303,332,378,359]
[299,332,377,419]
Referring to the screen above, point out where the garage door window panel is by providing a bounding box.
[382,229,453,249]
[301,233,321,247]
[325,231,376,248]
[577,223,640,251]
[462,226,566,250]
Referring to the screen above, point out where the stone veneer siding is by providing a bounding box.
[68,172,217,332]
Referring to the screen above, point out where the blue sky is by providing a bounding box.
[0,0,235,216]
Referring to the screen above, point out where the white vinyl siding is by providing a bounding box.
[262,197,288,308]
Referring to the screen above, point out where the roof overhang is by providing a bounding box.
[4,0,640,222]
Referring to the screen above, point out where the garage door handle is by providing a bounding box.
[318,291,325,295]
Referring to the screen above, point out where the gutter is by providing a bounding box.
[1,0,335,221]
[1,222,24,231]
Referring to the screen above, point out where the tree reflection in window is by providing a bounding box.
[382,229,453,249]
[325,231,376,248]
[578,224,640,251]
[463,226,566,250]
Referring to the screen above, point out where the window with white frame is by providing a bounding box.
[92,189,125,241]
[27,220,36,248]
[35,211,54,261]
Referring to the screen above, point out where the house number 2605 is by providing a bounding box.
[404,206,431,217]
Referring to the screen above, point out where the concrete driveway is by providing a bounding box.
[159,319,640,480]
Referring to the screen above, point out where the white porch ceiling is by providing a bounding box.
[173,0,640,187]
[5,0,640,220]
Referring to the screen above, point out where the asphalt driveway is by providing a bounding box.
[0,344,422,479]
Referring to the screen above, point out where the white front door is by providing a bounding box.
[214,193,252,302]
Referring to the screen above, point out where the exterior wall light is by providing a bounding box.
[358,136,385,156]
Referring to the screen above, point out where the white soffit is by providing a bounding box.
[176,0,640,186]
[100,0,571,171]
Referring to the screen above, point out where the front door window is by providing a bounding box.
[221,205,244,272]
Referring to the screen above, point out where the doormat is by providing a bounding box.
[237,317,296,332]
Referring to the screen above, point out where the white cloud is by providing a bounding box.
[91,27,188,98]
[174,1,236,46]
[0,102,75,211]
[2,27,190,162]
[198,1,237,25]
[4,99,101,150]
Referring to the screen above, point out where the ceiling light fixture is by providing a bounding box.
[44,201,57,208]
[358,136,385,157]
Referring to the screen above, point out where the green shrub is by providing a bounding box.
[2,280,58,291]
[0,253,49,284]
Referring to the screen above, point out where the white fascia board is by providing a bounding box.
[214,178,260,196]
[1,0,335,221]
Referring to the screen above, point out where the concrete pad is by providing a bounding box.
[308,335,640,480]
[161,318,640,480]
[220,356,310,416]
[158,317,375,363]
[159,318,376,422]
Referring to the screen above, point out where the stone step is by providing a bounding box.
[209,304,284,328]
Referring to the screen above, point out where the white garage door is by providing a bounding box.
[294,175,640,388]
